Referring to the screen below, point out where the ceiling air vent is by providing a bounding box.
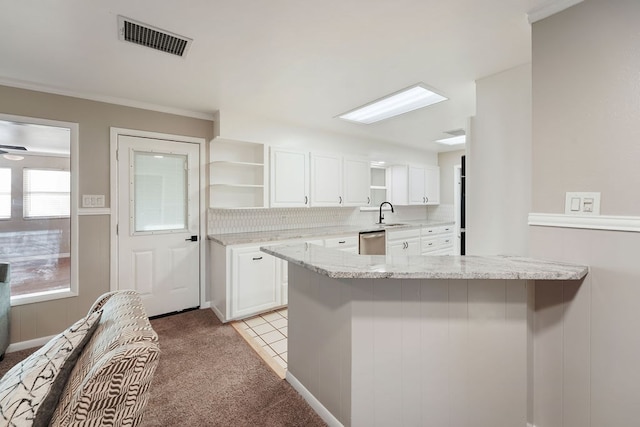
[118,15,192,57]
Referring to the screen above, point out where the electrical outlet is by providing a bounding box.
[565,192,600,215]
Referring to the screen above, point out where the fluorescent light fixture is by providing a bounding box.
[435,135,466,146]
[338,83,447,124]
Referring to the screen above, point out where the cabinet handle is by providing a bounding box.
[252,256,263,261]
[425,196,429,203]
[423,197,426,203]
[304,196,308,205]
[339,196,343,204]
[338,241,346,244]
[367,196,370,204]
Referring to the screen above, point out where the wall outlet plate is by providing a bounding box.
[564,192,600,215]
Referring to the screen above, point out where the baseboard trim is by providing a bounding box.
[6,334,55,353]
[528,212,640,233]
[286,372,343,427]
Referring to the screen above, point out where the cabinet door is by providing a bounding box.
[310,152,343,206]
[408,165,426,205]
[425,165,440,205]
[270,148,309,207]
[231,247,279,318]
[343,157,371,206]
[386,237,420,256]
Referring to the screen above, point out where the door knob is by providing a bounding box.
[185,235,198,242]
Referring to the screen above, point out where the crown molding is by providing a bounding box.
[528,212,640,233]
[527,0,584,24]
[0,77,215,121]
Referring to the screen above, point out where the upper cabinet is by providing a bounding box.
[310,152,343,207]
[270,147,310,208]
[310,153,371,207]
[342,156,371,206]
[389,164,440,206]
[209,138,268,209]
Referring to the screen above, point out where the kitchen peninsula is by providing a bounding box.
[261,243,588,427]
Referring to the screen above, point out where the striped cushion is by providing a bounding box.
[50,290,159,427]
[0,310,102,426]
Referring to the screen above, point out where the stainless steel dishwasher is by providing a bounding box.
[359,230,386,255]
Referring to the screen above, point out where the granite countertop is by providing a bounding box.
[261,243,588,280]
[208,220,454,246]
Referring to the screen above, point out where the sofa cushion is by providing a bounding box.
[0,310,102,426]
[50,290,159,427]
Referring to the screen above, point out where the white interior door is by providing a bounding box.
[117,135,200,317]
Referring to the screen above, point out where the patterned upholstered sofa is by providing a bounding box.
[0,290,160,426]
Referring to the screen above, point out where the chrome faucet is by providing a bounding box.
[377,201,394,224]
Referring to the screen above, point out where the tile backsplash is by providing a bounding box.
[208,204,454,234]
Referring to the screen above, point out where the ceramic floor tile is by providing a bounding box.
[280,352,288,362]
[252,323,276,335]
[278,308,288,318]
[246,328,257,337]
[270,338,288,355]
[261,329,286,345]
[244,316,267,328]
[269,317,287,329]
[278,326,288,337]
[261,312,282,322]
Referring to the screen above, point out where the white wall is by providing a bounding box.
[531,1,640,425]
[216,108,438,166]
[467,63,531,256]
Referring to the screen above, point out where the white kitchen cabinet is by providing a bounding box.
[408,165,427,204]
[210,241,282,322]
[386,228,421,256]
[421,225,455,255]
[310,152,343,206]
[310,153,371,207]
[231,245,279,319]
[389,164,440,206]
[424,165,440,205]
[270,147,310,207]
[209,138,268,209]
[343,157,371,206]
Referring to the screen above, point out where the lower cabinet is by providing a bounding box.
[210,241,283,322]
[231,246,279,319]
[421,225,455,255]
[386,228,421,256]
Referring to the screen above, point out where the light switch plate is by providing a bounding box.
[565,192,600,215]
[82,194,106,208]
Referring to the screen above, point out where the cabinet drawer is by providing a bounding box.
[325,235,358,248]
[386,228,420,242]
[422,225,453,236]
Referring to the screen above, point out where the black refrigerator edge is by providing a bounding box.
[460,155,466,255]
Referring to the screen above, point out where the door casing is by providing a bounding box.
[109,127,208,310]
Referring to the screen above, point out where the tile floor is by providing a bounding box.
[236,308,288,371]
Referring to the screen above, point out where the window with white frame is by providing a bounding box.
[0,168,10,219]
[23,168,70,218]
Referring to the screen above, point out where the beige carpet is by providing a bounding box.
[0,309,327,427]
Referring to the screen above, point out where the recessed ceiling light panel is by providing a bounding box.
[338,83,447,124]
[435,135,466,146]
